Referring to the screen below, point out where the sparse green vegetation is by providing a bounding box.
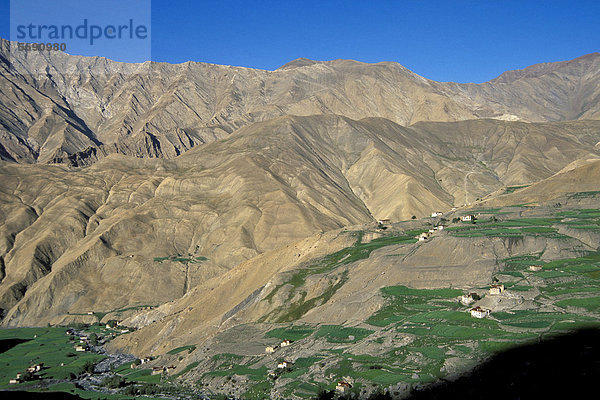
[261,231,417,322]
[504,185,530,194]
[154,255,208,263]
[166,344,196,355]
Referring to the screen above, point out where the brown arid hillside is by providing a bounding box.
[1,114,599,327]
[1,37,599,165]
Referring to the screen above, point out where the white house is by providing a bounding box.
[27,363,43,372]
[265,346,277,354]
[461,215,475,222]
[377,219,391,225]
[277,361,291,369]
[460,294,475,305]
[470,306,490,319]
[428,229,435,233]
[489,284,505,295]
[280,339,292,347]
[436,225,445,231]
[431,212,443,217]
[75,345,87,352]
[9,378,21,384]
[417,232,430,241]
[529,265,543,272]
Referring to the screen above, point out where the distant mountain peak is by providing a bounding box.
[276,57,319,70]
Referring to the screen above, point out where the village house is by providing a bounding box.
[436,225,445,230]
[75,345,87,352]
[336,381,353,393]
[489,284,505,295]
[277,361,292,369]
[151,366,165,375]
[428,228,435,233]
[280,339,293,347]
[265,346,277,354]
[431,212,443,217]
[460,293,475,305]
[418,232,430,241]
[529,265,543,272]
[141,357,152,364]
[461,215,475,222]
[377,218,391,225]
[470,306,490,319]
[9,378,21,384]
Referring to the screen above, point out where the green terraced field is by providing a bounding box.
[0,327,106,390]
[314,325,374,343]
[265,325,315,341]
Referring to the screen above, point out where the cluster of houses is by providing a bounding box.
[417,225,445,241]
[9,363,44,384]
[265,339,293,354]
[464,283,509,319]
[66,330,92,352]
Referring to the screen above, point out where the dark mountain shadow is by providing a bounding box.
[0,338,31,354]
[0,391,84,399]
[406,328,600,400]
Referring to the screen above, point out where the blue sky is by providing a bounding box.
[1,0,599,83]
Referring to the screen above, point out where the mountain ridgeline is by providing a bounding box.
[1,37,599,165]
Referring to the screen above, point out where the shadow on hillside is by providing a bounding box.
[0,338,31,354]
[0,391,84,400]
[406,327,600,400]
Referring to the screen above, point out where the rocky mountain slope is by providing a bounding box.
[1,38,599,165]
[1,115,599,327]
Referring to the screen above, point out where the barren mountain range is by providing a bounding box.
[2,37,599,165]
[1,38,599,376]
